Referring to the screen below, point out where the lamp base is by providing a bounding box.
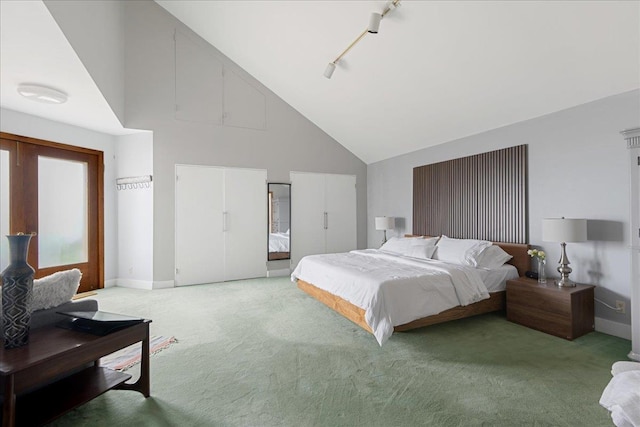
[380,230,388,248]
[556,242,576,287]
[556,277,577,288]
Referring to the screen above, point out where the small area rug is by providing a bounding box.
[100,335,177,371]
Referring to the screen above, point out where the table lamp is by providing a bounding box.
[375,216,395,246]
[542,217,587,287]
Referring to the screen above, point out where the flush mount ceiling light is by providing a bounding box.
[324,0,401,79]
[17,83,68,104]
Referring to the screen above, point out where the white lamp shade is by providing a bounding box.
[542,218,587,242]
[368,13,382,33]
[375,216,395,230]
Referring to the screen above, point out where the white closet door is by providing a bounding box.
[224,168,267,281]
[291,172,327,268]
[325,174,357,254]
[175,165,224,286]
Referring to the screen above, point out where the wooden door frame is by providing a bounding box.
[0,132,104,289]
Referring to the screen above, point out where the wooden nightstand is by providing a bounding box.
[506,276,595,340]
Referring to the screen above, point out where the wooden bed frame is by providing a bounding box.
[296,240,530,334]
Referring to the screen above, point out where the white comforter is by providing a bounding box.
[291,249,491,346]
[600,362,640,427]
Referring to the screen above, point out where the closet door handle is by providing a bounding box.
[324,212,328,230]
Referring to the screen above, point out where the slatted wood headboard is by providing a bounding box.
[413,145,528,244]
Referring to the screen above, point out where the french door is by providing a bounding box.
[0,133,103,292]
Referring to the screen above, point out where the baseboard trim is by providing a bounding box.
[595,317,632,340]
[107,279,174,290]
[116,279,153,290]
[267,268,291,278]
[152,280,175,289]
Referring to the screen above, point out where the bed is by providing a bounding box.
[292,236,529,345]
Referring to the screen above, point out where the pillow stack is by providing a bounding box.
[433,235,512,268]
[378,235,513,268]
[380,236,439,260]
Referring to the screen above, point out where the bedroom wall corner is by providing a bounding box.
[115,131,154,287]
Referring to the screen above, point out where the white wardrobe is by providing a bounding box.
[175,165,267,286]
[290,172,357,267]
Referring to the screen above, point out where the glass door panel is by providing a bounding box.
[1,133,103,293]
[38,156,89,268]
[0,149,9,271]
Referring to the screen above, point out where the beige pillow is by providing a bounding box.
[0,268,82,315]
[30,268,82,311]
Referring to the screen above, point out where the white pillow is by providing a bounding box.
[380,236,417,254]
[30,268,82,311]
[400,237,439,259]
[380,236,438,259]
[434,235,492,266]
[475,245,513,269]
[404,244,437,260]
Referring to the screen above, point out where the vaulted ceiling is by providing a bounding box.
[156,0,639,164]
[1,1,639,163]
[0,0,128,135]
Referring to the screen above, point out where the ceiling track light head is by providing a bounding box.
[324,62,337,79]
[368,13,382,34]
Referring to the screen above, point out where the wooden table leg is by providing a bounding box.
[117,324,150,397]
[3,374,16,427]
[138,333,150,397]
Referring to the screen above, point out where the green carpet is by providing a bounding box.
[50,277,628,426]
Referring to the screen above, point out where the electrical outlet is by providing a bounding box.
[615,301,626,314]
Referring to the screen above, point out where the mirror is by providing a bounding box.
[268,183,291,261]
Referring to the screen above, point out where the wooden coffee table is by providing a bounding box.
[0,320,151,427]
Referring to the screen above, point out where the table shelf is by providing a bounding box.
[2,366,130,426]
[1,320,150,427]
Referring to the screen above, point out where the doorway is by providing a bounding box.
[0,133,104,292]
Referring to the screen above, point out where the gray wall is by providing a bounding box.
[368,90,639,327]
[44,0,125,125]
[121,1,366,283]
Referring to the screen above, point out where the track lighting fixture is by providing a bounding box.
[324,0,401,79]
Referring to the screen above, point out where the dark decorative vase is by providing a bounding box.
[1,234,35,349]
